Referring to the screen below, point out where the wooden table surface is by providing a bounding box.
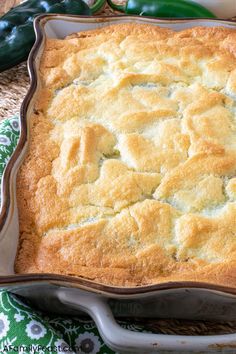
[0,0,21,16]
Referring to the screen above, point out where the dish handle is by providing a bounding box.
[58,287,236,353]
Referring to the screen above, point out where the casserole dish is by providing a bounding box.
[1,14,236,352]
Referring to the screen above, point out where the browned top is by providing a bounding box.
[15,24,236,287]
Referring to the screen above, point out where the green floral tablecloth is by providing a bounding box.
[0,117,148,354]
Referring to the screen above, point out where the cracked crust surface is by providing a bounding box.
[15,23,236,286]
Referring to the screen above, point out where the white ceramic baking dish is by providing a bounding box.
[1,15,236,353]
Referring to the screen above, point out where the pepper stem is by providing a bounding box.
[107,0,126,12]
[90,0,106,14]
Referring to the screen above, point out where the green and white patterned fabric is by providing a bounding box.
[0,117,20,181]
[0,290,147,353]
[0,117,147,354]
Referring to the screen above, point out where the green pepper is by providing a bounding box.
[107,0,216,18]
[0,0,104,72]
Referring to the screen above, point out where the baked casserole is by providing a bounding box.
[15,23,236,286]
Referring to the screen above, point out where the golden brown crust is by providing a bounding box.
[15,24,236,287]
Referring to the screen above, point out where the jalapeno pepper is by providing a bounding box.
[107,0,216,18]
[0,0,105,72]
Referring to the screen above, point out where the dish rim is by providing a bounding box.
[1,14,236,295]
